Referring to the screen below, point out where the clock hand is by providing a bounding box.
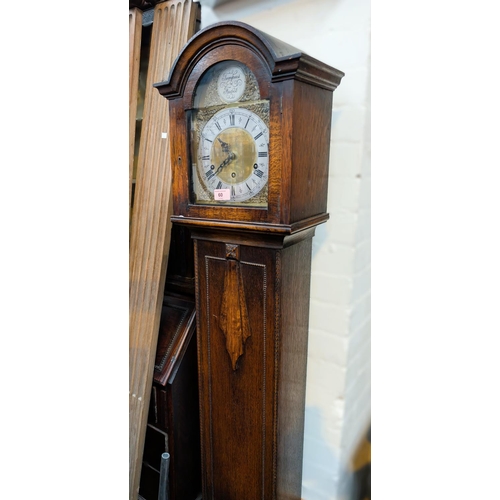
[217,137,231,154]
[218,137,230,150]
[214,152,236,176]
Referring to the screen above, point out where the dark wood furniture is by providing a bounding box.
[139,293,201,500]
[155,21,344,499]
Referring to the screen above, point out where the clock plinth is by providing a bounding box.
[156,20,344,499]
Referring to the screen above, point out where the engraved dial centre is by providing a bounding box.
[212,128,256,184]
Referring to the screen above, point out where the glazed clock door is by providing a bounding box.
[189,60,270,208]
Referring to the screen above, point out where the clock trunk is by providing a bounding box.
[190,226,315,499]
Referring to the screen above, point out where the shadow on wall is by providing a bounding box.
[302,407,371,500]
[311,222,328,260]
[302,406,340,499]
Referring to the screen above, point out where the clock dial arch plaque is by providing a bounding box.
[217,62,246,102]
[155,21,344,500]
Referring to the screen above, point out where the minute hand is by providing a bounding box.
[214,152,236,175]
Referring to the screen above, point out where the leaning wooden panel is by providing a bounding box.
[129,7,142,211]
[129,2,200,499]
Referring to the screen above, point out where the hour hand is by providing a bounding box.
[214,152,236,175]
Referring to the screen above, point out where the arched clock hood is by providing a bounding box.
[155,20,344,99]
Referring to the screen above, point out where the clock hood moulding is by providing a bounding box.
[154,20,344,233]
[155,20,344,99]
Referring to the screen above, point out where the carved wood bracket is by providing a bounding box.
[218,244,251,370]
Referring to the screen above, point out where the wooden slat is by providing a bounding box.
[129,7,142,212]
[129,2,200,499]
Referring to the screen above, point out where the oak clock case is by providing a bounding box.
[155,20,344,500]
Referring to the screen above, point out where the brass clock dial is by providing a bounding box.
[189,60,269,208]
[195,106,269,204]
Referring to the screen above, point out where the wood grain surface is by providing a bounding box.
[129,7,142,211]
[129,2,200,498]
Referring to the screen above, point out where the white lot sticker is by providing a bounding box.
[214,189,230,201]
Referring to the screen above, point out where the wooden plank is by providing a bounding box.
[129,2,200,499]
[129,7,142,212]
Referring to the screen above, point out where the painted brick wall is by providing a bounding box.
[199,1,371,498]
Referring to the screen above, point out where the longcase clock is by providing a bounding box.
[155,21,344,500]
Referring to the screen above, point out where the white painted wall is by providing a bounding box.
[198,1,371,498]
